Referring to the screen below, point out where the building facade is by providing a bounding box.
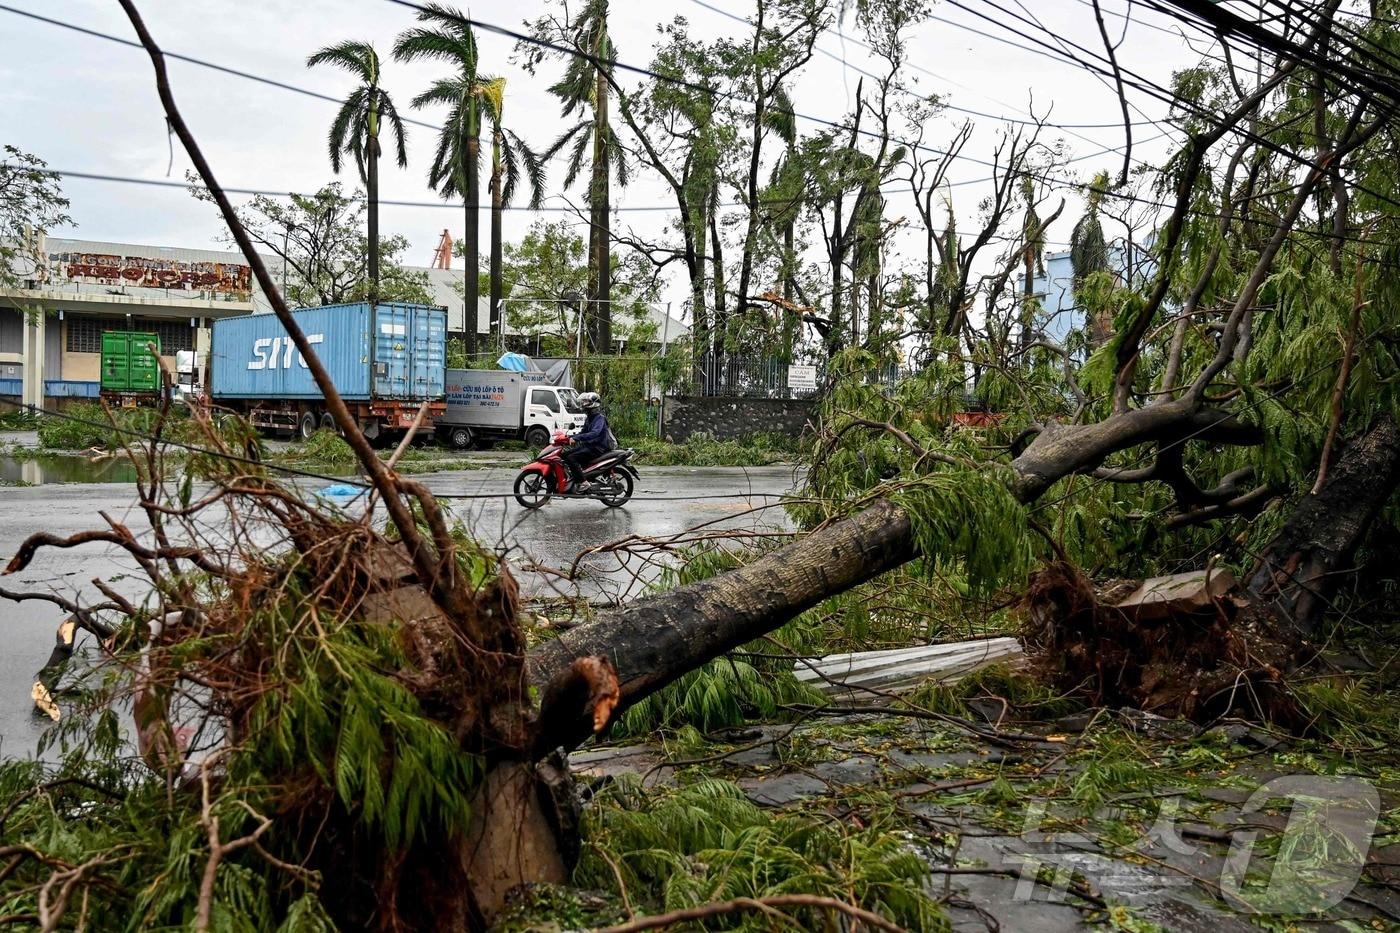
[1026,241,1156,349]
[1,234,692,412]
[1,235,275,407]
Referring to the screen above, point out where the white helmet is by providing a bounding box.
[578,392,602,412]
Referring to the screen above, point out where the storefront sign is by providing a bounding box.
[50,252,251,297]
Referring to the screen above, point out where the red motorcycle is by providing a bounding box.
[513,430,638,509]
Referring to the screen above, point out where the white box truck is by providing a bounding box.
[435,368,585,449]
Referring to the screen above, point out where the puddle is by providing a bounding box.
[0,452,140,485]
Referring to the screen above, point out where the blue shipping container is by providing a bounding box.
[209,303,446,401]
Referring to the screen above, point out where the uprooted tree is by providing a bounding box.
[2,0,1399,930]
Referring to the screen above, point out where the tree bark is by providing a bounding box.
[588,62,612,352]
[1247,415,1400,641]
[527,398,1270,748]
[463,108,480,359]
[528,500,916,751]
[367,104,380,303]
[489,129,504,344]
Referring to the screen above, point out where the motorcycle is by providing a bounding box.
[513,430,639,509]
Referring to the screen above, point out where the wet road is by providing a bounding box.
[0,464,798,758]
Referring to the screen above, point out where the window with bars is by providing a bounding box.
[65,316,195,354]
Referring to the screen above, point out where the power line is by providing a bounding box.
[688,0,1188,206]
[0,2,446,133]
[32,113,1400,252]
[689,0,1169,131]
[945,0,1400,217]
[35,167,681,213]
[11,0,1397,250]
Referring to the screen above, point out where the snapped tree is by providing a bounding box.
[3,2,1399,931]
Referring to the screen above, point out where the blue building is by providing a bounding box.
[1025,241,1156,348]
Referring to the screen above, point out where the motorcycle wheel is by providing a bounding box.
[599,469,634,508]
[513,471,552,509]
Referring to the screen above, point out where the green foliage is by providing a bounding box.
[907,663,1081,720]
[1290,677,1400,750]
[632,433,799,466]
[0,146,72,291]
[494,221,662,349]
[0,516,501,927]
[0,408,39,431]
[889,468,1033,596]
[306,40,409,182]
[291,428,358,466]
[1067,729,1156,812]
[192,181,430,307]
[614,657,823,738]
[243,623,482,849]
[578,777,948,931]
[36,402,199,451]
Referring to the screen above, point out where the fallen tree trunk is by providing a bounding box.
[529,500,917,751]
[1247,415,1400,641]
[528,404,1267,734]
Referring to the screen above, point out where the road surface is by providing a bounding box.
[0,463,799,758]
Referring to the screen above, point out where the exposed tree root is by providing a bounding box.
[1021,562,1297,724]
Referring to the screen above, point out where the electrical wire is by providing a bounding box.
[689,0,1171,131]
[943,0,1400,217]
[0,3,446,132]
[11,0,1390,228]
[9,0,1399,261]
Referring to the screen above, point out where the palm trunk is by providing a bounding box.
[588,61,612,353]
[463,103,480,359]
[367,93,380,303]
[690,184,709,374]
[489,129,504,345]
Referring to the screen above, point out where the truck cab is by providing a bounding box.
[436,369,586,449]
[524,386,586,446]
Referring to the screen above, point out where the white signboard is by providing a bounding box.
[787,364,818,391]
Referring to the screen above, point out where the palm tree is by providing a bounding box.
[306,41,408,301]
[544,0,627,353]
[479,79,545,344]
[394,4,483,357]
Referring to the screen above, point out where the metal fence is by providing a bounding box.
[675,356,915,399]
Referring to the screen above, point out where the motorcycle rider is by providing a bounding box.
[563,391,613,491]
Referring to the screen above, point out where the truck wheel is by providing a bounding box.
[298,410,317,441]
[448,427,474,450]
[319,412,338,434]
[525,426,551,449]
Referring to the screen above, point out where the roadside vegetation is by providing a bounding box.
[0,409,38,431]
[631,432,800,467]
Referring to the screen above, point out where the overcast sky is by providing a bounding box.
[1,0,1216,311]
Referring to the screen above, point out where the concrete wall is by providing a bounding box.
[662,395,815,442]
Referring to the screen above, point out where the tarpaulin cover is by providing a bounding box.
[496,352,535,372]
